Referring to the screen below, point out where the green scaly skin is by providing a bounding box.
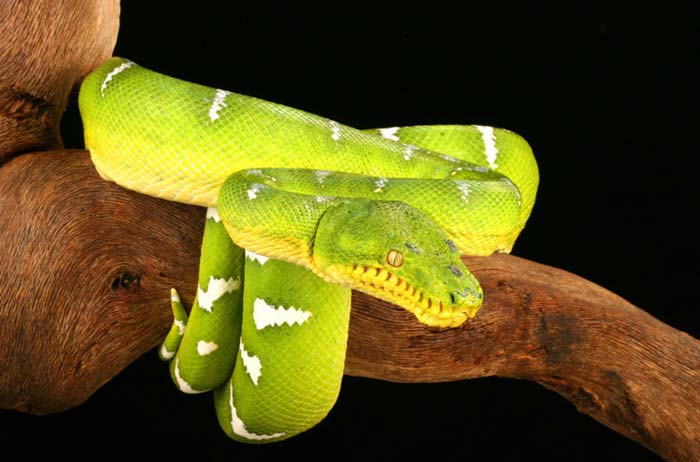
[79,57,538,443]
[160,210,245,392]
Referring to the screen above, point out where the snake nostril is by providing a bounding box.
[450,293,457,304]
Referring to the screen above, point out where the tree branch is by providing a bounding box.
[348,250,700,460]
[0,0,118,161]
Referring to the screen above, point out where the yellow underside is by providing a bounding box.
[222,223,314,268]
[321,263,478,328]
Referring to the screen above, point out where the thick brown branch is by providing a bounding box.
[0,150,698,460]
[0,0,119,162]
[347,254,700,460]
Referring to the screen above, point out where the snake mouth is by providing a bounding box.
[348,264,479,328]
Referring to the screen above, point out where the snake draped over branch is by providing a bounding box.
[78,57,539,443]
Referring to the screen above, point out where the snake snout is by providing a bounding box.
[450,286,483,317]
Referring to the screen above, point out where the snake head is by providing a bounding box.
[312,200,482,327]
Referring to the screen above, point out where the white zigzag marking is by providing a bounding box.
[476,125,499,169]
[209,89,230,121]
[100,61,133,96]
[174,358,203,394]
[245,250,269,266]
[253,297,312,330]
[159,344,174,360]
[239,339,262,385]
[315,170,331,184]
[373,177,388,193]
[330,120,342,141]
[197,340,218,356]
[379,126,400,141]
[173,318,186,335]
[455,180,470,202]
[206,207,221,222]
[403,144,417,160]
[197,276,240,312]
[247,183,264,200]
[228,382,285,440]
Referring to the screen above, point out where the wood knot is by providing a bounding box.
[110,272,141,292]
[0,84,55,125]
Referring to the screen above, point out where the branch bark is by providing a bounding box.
[0,0,118,161]
[348,251,700,460]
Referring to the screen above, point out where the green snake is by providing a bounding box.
[78,57,538,443]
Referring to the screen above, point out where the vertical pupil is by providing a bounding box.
[387,250,403,267]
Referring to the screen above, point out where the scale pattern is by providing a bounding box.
[79,58,538,443]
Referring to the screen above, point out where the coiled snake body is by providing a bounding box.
[79,58,538,442]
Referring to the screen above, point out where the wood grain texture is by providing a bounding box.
[348,253,700,460]
[0,0,118,162]
[0,150,202,413]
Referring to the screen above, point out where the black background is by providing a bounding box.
[1,0,697,459]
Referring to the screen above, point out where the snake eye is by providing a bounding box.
[386,249,404,267]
